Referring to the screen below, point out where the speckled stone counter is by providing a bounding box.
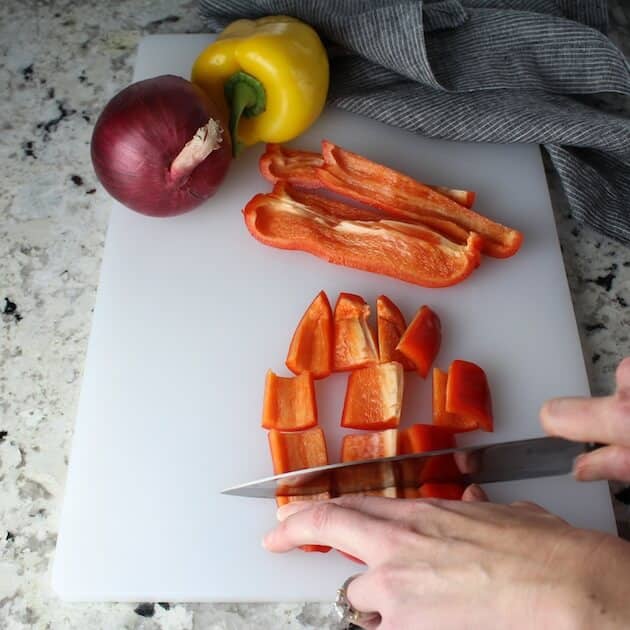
[1,1,629,628]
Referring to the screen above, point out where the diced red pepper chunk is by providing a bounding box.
[261,370,317,431]
[341,362,403,430]
[400,487,421,499]
[376,295,415,370]
[268,427,329,475]
[396,306,442,378]
[339,429,398,497]
[342,428,398,460]
[269,427,332,553]
[398,423,461,487]
[432,367,478,432]
[446,360,493,432]
[333,293,378,372]
[398,423,456,454]
[419,482,465,500]
[285,290,333,379]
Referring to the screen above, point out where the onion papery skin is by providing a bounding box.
[91,74,232,217]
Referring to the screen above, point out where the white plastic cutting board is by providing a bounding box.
[52,35,617,602]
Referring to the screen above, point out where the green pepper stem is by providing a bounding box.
[224,71,266,158]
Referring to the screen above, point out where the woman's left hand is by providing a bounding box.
[264,491,630,630]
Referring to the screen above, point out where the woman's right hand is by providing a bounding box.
[541,357,630,482]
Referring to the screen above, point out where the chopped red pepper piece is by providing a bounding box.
[433,367,478,432]
[419,482,465,500]
[259,144,477,207]
[341,361,403,430]
[398,423,455,454]
[342,428,398,460]
[318,141,522,258]
[243,183,483,288]
[268,426,329,475]
[269,426,332,553]
[333,293,378,372]
[285,290,333,379]
[396,306,442,378]
[376,295,415,370]
[400,487,421,499]
[259,144,322,189]
[398,423,461,486]
[339,429,398,497]
[446,360,494,432]
[261,370,317,431]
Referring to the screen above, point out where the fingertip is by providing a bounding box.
[616,357,630,386]
[540,397,565,427]
[573,463,597,481]
[262,531,273,550]
[462,483,488,502]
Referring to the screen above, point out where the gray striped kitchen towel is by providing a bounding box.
[199,0,630,245]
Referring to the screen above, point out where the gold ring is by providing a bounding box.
[334,574,378,628]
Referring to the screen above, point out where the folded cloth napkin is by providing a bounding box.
[199,0,630,245]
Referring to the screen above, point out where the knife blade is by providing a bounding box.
[221,437,595,498]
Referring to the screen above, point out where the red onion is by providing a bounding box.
[91,75,231,217]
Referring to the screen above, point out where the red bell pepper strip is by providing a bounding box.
[261,370,318,431]
[433,186,476,209]
[446,360,494,432]
[419,482,465,500]
[259,144,322,189]
[318,141,523,258]
[376,295,415,370]
[243,184,483,289]
[432,367,478,432]
[396,306,442,378]
[333,292,378,371]
[338,429,398,497]
[285,290,333,379]
[259,144,477,207]
[341,361,403,430]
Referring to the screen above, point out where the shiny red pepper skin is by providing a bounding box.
[243,183,483,288]
[258,143,477,207]
[318,140,522,258]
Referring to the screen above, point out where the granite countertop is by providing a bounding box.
[1,1,629,628]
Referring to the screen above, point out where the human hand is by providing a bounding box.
[264,494,630,629]
[541,357,630,482]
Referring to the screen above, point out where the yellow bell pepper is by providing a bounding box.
[191,16,329,156]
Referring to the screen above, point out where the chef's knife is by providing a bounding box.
[221,437,600,498]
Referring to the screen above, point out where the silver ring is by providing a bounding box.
[334,574,377,629]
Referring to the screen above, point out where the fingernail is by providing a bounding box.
[541,398,572,434]
[262,531,273,549]
[467,484,486,500]
[572,454,593,480]
[543,398,565,419]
